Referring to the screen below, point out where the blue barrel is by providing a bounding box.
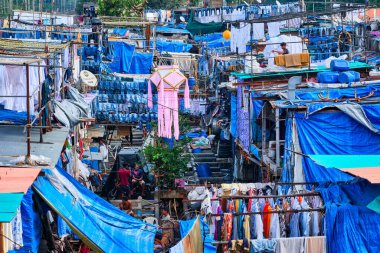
[317,71,340,83]
[330,59,350,71]
[196,164,212,177]
[338,71,360,83]
[192,148,202,154]
[188,77,196,89]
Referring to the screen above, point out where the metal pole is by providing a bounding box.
[25,64,31,164]
[275,108,280,176]
[38,62,43,143]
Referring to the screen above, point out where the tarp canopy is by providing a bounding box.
[309,155,380,183]
[33,167,156,253]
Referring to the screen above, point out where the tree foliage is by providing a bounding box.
[143,138,190,189]
[97,0,146,16]
[146,0,187,9]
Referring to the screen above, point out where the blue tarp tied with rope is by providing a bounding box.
[281,103,380,184]
[33,167,156,253]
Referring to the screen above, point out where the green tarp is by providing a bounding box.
[186,12,224,35]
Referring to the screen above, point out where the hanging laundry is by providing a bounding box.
[253,23,265,40]
[268,22,280,38]
[231,23,251,54]
[263,200,272,238]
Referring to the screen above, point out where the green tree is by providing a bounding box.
[143,138,190,189]
[146,0,187,9]
[97,0,146,17]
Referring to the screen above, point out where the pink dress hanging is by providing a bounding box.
[148,65,189,140]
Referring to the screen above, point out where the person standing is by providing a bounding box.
[272,42,289,55]
[99,139,108,173]
[117,163,131,198]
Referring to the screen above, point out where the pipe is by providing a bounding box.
[275,108,280,174]
[25,64,31,164]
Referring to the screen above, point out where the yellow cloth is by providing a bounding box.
[274,55,285,66]
[243,215,251,242]
[300,53,310,66]
[284,54,302,67]
[183,216,203,253]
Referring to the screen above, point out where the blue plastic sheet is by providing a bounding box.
[0,108,35,124]
[294,111,380,182]
[20,188,42,253]
[180,217,216,253]
[155,40,192,53]
[129,52,153,74]
[108,41,135,73]
[318,181,380,253]
[230,94,237,138]
[33,167,156,253]
[155,26,190,34]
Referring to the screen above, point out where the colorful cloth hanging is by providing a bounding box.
[148,65,189,139]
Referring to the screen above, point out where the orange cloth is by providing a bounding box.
[274,55,285,66]
[263,201,272,238]
[300,53,310,66]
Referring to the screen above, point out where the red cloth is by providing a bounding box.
[263,200,272,238]
[118,168,131,186]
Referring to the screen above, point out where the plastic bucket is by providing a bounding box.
[188,77,196,89]
[196,164,212,177]
[192,148,202,153]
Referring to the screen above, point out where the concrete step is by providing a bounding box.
[194,157,217,163]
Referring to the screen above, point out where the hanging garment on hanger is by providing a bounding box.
[221,213,233,253]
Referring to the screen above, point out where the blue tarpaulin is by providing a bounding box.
[155,40,192,53]
[0,108,35,124]
[108,41,135,73]
[155,26,190,34]
[318,180,380,253]
[129,52,154,74]
[20,188,42,253]
[230,94,237,138]
[294,110,380,183]
[33,167,156,253]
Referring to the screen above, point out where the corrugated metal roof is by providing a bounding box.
[0,193,24,222]
[309,155,380,183]
[0,167,41,193]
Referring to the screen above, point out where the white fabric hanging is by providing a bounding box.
[253,23,265,40]
[231,23,251,54]
[268,22,280,38]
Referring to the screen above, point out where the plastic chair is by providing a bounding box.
[143,217,158,225]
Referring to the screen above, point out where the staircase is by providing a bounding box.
[188,139,233,184]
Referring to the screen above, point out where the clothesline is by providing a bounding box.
[183,192,320,202]
[210,208,325,216]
